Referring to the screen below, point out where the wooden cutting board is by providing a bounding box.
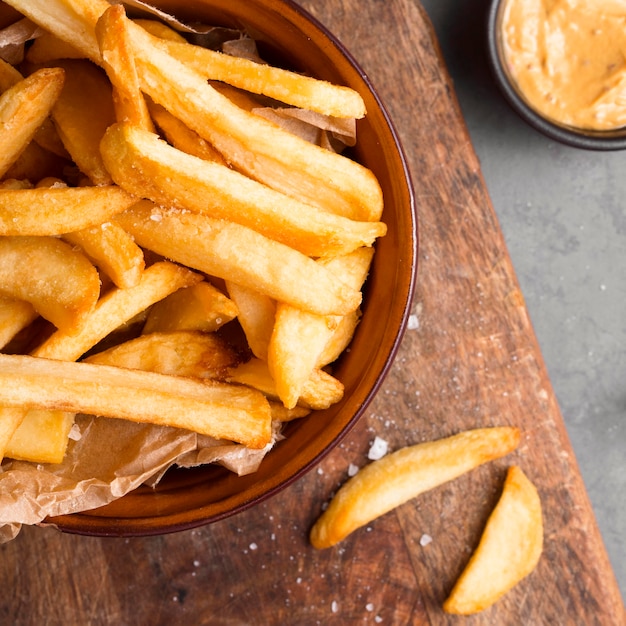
[1,1,624,624]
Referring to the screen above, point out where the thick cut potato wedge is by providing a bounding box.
[100,123,386,258]
[0,185,136,236]
[0,67,65,177]
[85,330,240,379]
[142,282,238,334]
[443,465,543,614]
[310,427,522,549]
[0,236,99,334]
[114,202,362,317]
[0,353,272,448]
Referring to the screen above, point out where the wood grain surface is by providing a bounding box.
[1,1,624,624]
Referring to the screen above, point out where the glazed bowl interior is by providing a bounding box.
[487,0,626,150]
[48,0,417,536]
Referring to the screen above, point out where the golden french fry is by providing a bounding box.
[0,55,23,91]
[95,4,154,131]
[33,118,71,158]
[4,409,74,464]
[0,296,37,350]
[0,352,272,448]
[225,281,275,361]
[443,466,543,614]
[268,401,311,423]
[148,35,366,119]
[148,101,227,165]
[50,58,115,185]
[33,260,202,361]
[3,139,69,181]
[63,221,145,289]
[268,248,374,408]
[25,31,85,64]
[310,427,522,549]
[0,185,136,236]
[133,18,187,43]
[142,281,238,334]
[316,309,361,367]
[0,236,99,334]
[0,67,64,177]
[114,201,362,317]
[85,330,240,379]
[100,123,386,258]
[226,357,344,411]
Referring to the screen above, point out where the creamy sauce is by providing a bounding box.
[501,0,626,130]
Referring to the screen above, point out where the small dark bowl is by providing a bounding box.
[487,0,626,150]
[46,0,417,536]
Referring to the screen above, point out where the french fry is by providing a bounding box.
[3,140,69,181]
[268,401,312,423]
[114,201,362,317]
[85,330,240,379]
[25,31,85,64]
[0,353,272,448]
[268,248,374,408]
[0,296,37,350]
[316,309,361,368]
[133,19,187,43]
[95,5,154,131]
[33,260,202,361]
[148,101,227,165]
[100,123,386,258]
[0,185,136,236]
[225,281,276,361]
[0,66,64,177]
[0,55,22,91]
[0,236,99,334]
[4,409,74,464]
[63,221,145,289]
[443,466,543,614]
[142,281,238,334]
[148,35,367,119]
[50,59,115,185]
[310,428,522,549]
[226,357,344,411]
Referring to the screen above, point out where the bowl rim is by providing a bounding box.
[44,0,419,537]
[486,0,626,151]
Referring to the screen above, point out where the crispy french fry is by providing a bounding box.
[85,330,240,379]
[443,466,543,614]
[268,401,311,423]
[33,260,202,361]
[226,357,344,411]
[133,18,187,43]
[0,67,64,177]
[0,296,37,350]
[225,281,276,361]
[95,5,154,131]
[142,281,238,334]
[268,248,374,408]
[100,123,386,258]
[0,352,272,448]
[114,201,362,317]
[148,35,366,119]
[0,185,136,236]
[50,59,115,185]
[148,101,227,165]
[25,31,85,64]
[3,140,69,181]
[310,428,522,549]
[4,409,74,464]
[0,236,99,334]
[63,221,145,289]
[316,309,361,368]
[0,55,22,91]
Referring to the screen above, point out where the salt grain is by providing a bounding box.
[368,436,388,460]
[331,600,339,613]
[348,463,359,477]
[407,314,419,330]
[420,533,432,547]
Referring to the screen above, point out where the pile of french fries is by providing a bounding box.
[0,0,387,465]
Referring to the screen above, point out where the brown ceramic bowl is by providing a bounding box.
[48,0,417,536]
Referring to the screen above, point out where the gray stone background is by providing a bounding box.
[421,0,625,597]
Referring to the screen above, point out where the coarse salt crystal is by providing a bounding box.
[420,533,432,547]
[331,600,339,613]
[407,314,419,330]
[348,463,359,477]
[368,436,388,460]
